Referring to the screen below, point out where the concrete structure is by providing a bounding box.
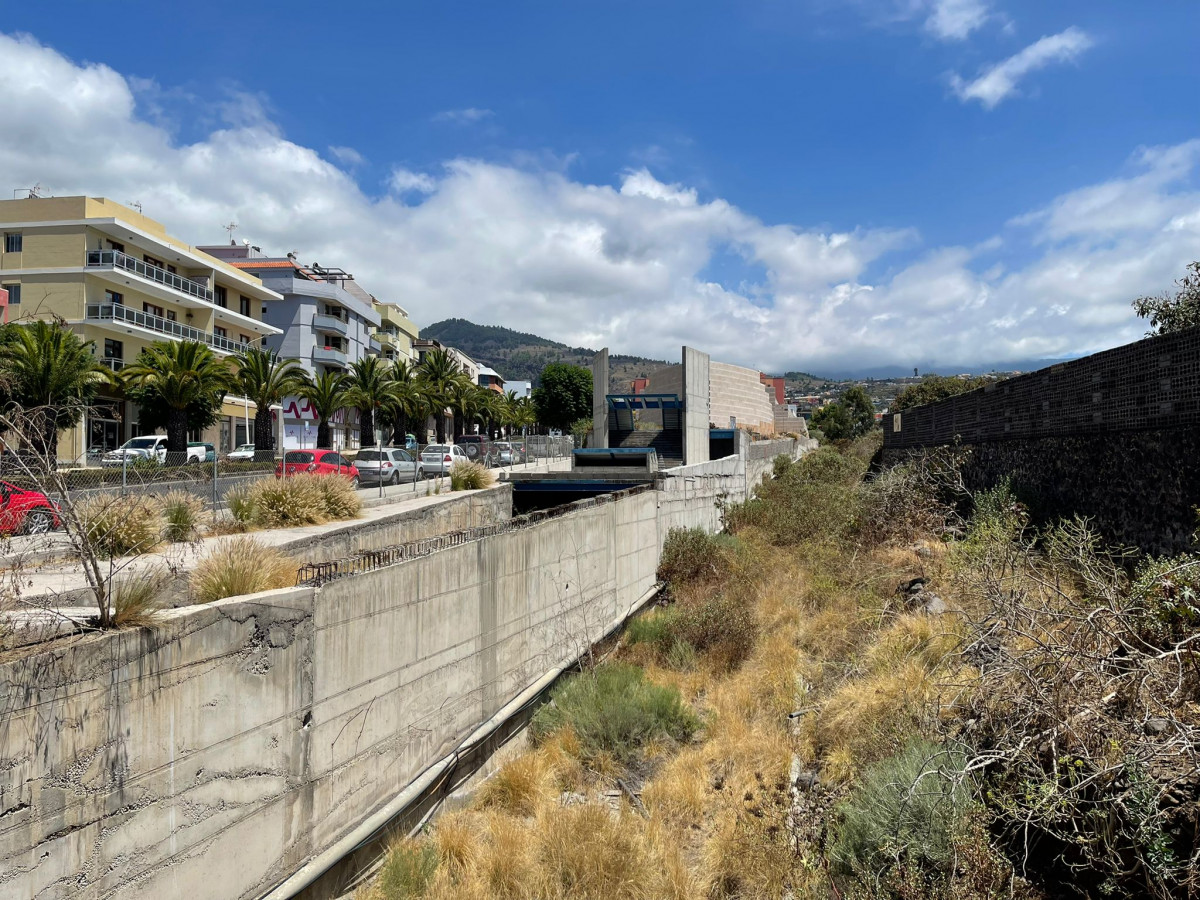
[476,365,505,392]
[200,247,384,450]
[591,348,609,448]
[506,380,532,400]
[709,361,776,433]
[0,438,808,900]
[682,346,712,466]
[0,196,283,457]
[371,300,420,364]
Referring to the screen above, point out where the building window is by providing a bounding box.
[107,240,125,253]
[240,334,251,345]
[239,295,252,317]
[143,254,165,269]
[214,326,228,338]
[214,285,228,308]
[166,310,177,322]
[143,302,164,318]
[104,339,123,360]
[105,289,123,306]
[3,233,22,253]
[1,284,19,305]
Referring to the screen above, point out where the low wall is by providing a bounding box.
[0,443,804,900]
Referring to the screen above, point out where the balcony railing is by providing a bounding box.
[86,250,214,304]
[368,337,383,354]
[313,345,348,367]
[313,312,349,336]
[98,357,124,372]
[85,304,252,355]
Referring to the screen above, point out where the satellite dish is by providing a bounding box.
[242,238,251,246]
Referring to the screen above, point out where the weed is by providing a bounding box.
[224,483,256,526]
[159,489,204,543]
[190,536,295,603]
[312,473,362,520]
[77,493,162,557]
[377,840,438,899]
[110,565,169,627]
[246,475,326,528]
[449,460,495,491]
[656,527,733,586]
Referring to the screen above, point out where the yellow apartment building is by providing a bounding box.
[0,196,283,461]
[371,300,420,364]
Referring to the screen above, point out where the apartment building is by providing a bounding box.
[200,245,383,449]
[372,300,420,364]
[0,196,283,459]
[477,366,505,392]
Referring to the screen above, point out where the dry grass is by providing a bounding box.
[76,492,163,557]
[110,565,170,627]
[449,461,495,491]
[189,536,296,603]
[159,489,205,543]
[246,475,327,528]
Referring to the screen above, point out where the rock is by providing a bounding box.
[897,577,927,596]
[921,593,947,615]
[1144,717,1170,735]
[794,770,820,790]
[559,791,587,806]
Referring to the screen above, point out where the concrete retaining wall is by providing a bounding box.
[709,361,776,434]
[0,442,804,900]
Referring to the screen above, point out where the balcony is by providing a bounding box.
[98,357,124,372]
[313,345,348,367]
[313,312,349,337]
[86,249,213,304]
[84,304,252,355]
[368,337,382,354]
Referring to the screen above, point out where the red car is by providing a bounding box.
[0,481,60,535]
[274,450,360,487]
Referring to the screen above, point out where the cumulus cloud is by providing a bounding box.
[328,145,365,167]
[432,107,494,124]
[1,30,1194,374]
[950,26,1093,108]
[924,0,990,41]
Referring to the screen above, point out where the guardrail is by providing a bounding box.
[86,249,214,303]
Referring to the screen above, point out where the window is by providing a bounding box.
[1,284,19,305]
[214,326,228,338]
[240,334,251,345]
[214,285,228,308]
[166,310,177,322]
[143,302,164,317]
[105,289,123,306]
[166,264,177,274]
[104,339,123,360]
[324,304,344,320]
[143,254,165,269]
[3,233,22,253]
[107,240,124,253]
[239,295,251,316]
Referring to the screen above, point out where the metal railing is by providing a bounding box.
[98,357,124,372]
[313,313,349,336]
[86,249,213,303]
[314,345,348,366]
[85,304,252,354]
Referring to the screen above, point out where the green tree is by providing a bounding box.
[891,374,988,412]
[345,356,392,448]
[417,348,460,443]
[232,346,305,459]
[296,370,349,450]
[121,340,233,459]
[812,386,876,441]
[1133,261,1200,335]
[384,358,422,445]
[0,321,112,462]
[532,363,592,432]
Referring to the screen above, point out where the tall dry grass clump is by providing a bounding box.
[189,536,296,603]
[449,460,495,491]
[159,489,205,543]
[313,472,362,519]
[110,565,170,627]
[76,492,163,557]
[246,475,327,527]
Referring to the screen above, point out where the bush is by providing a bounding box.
[159,489,205,543]
[376,840,438,899]
[312,473,362,520]
[1128,553,1200,645]
[530,663,698,764]
[76,493,162,557]
[856,461,951,546]
[110,565,169,627]
[190,536,296,603]
[831,740,974,890]
[670,592,757,670]
[246,476,327,528]
[656,527,733,586]
[224,483,256,526]
[449,460,495,491]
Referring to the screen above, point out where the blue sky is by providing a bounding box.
[1,1,1198,374]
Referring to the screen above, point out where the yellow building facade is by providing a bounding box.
[0,196,283,461]
[371,300,420,364]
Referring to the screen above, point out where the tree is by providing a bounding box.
[1133,261,1200,335]
[345,356,392,448]
[121,340,233,459]
[891,375,988,412]
[0,321,112,462]
[532,363,592,432]
[296,370,349,450]
[417,348,460,443]
[812,386,876,441]
[385,359,424,445]
[232,346,305,459]
[448,375,487,439]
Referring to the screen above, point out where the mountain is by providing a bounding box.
[421,318,667,391]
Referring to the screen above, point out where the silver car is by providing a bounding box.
[419,444,467,477]
[356,447,424,485]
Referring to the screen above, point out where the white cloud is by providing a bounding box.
[329,145,365,167]
[1,30,1195,374]
[950,26,1093,108]
[924,0,989,41]
[432,107,494,125]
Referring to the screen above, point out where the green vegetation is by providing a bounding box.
[448,460,495,491]
[243,473,361,528]
[231,347,306,458]
[1133,259,1200,335]
[890,373,989,411]
[376,842,440,900]
[121,340,233,457]
[159,489,204,543]
[811,384,876,441]
[531,362,592,432]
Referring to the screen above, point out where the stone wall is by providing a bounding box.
[709,361,776,434]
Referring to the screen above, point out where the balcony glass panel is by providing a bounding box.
[85,304,250,355]
[86,249,213,303]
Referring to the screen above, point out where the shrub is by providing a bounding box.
[246,476,326,528]
[190,536,296,603]
[159,489,205,543]
[1128,553,1200,645]
[625,611,672,647]
[856,460,951,546]
[376,840,438,899]
[312,473,362,520]
[224,483,256,526]
[449,460,495,491]
[76,493,162,558]
[670,592,757,670]
[110,565,169,627]
[656,527,733,586]
[831,740,974,890]
[530,663,698,764]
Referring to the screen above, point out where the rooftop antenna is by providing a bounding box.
[129,200,143,214]
[224,221,239,245]
[13,184,42,199]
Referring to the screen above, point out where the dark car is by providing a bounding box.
[0,481,59,535]
[455,435,493,465]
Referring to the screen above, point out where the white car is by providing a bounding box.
[101,436,205,467]
[356,448,424,485]
[227,444,256,462]
[419,443,467,476]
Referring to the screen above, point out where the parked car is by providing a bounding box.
[189,442,216,463]
[101,436,206,467]
[275,449,359,486]
[455,435,493,465]
[227,443,256,462]
[509,440,527,463]
[356,448,424,485]
[493,441,516,466]
[420,444,468,477]
[0,481,59,535]
[404,434,419,452]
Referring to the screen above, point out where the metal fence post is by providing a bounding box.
[121,451,127,495]
[212,452,219,519]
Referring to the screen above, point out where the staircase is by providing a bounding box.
[609,428,684,468]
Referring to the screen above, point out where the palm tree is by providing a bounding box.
[232,346,305,460]
[121,340,232,459]
[296,370,349,449]
[345,356,392,448]
[0,321,113,463]
[447,374,483,440]
[386,359,425,445]
[417,348,459,443]
[478,388,505,439]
